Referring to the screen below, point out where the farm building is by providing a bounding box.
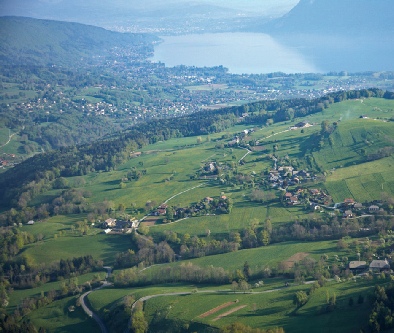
[368,205,380,212]
[349,261,367,271]
[369,259,390,272]
[343,210,353,218]
[104,218,117,227]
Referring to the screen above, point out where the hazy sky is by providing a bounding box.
[199,0,299,15]
[0,0,299,17]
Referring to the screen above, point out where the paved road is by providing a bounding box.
[79,281,112,333]
[238,148,252,163]
[163,183,207,204]
[0,131,17,148]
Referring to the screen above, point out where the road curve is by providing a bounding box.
[79,282,112,333]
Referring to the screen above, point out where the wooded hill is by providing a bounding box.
[0,16,158,67]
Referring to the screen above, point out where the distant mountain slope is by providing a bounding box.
[0,16,158,67]
[265,0,394,35]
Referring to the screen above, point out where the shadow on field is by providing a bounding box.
[240,305,284,317]
[98,236,132,265]
[102,180,121,186]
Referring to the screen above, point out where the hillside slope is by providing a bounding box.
[243,0,394,72]
[266,0,394,35]
[0,16,158,66]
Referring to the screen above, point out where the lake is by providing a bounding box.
[151,32,394,74]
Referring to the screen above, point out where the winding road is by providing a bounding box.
[79,267,113,333]
[238,148,252,163]
[0,130,17,148]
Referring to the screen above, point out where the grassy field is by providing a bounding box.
[151,202,309,236]
[20,231,132,265]
[142,278,380,333]
[325,156,394,202]
[142,239,349,275]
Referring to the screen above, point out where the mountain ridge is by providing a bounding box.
[262,0,394,35]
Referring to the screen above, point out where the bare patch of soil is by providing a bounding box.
[198,302,235,318]
[282,252,309,270]
[212,305,247,321]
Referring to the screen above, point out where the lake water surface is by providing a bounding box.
[152,32,394,74]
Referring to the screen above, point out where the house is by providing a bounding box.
[289,196,299,205]
[294,121,311,128]
[310,189,321,196]
[344,198,355,206]
[354,203,364,210]
[105,218,116,227]
[349,261,367,270]
[228,137,239,146]
[131,218,139,228]
[343,210,353,218]
[369,205,380,213]
[369,259,390,272]
[278,166,294,174]
[130,152,142,158]
[284,192,293,200]
[298,170,310,178]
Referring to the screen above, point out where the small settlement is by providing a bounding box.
[102,217,139,234]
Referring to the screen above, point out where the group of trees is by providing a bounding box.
[1,250,102,289]
[368,284,394,332]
